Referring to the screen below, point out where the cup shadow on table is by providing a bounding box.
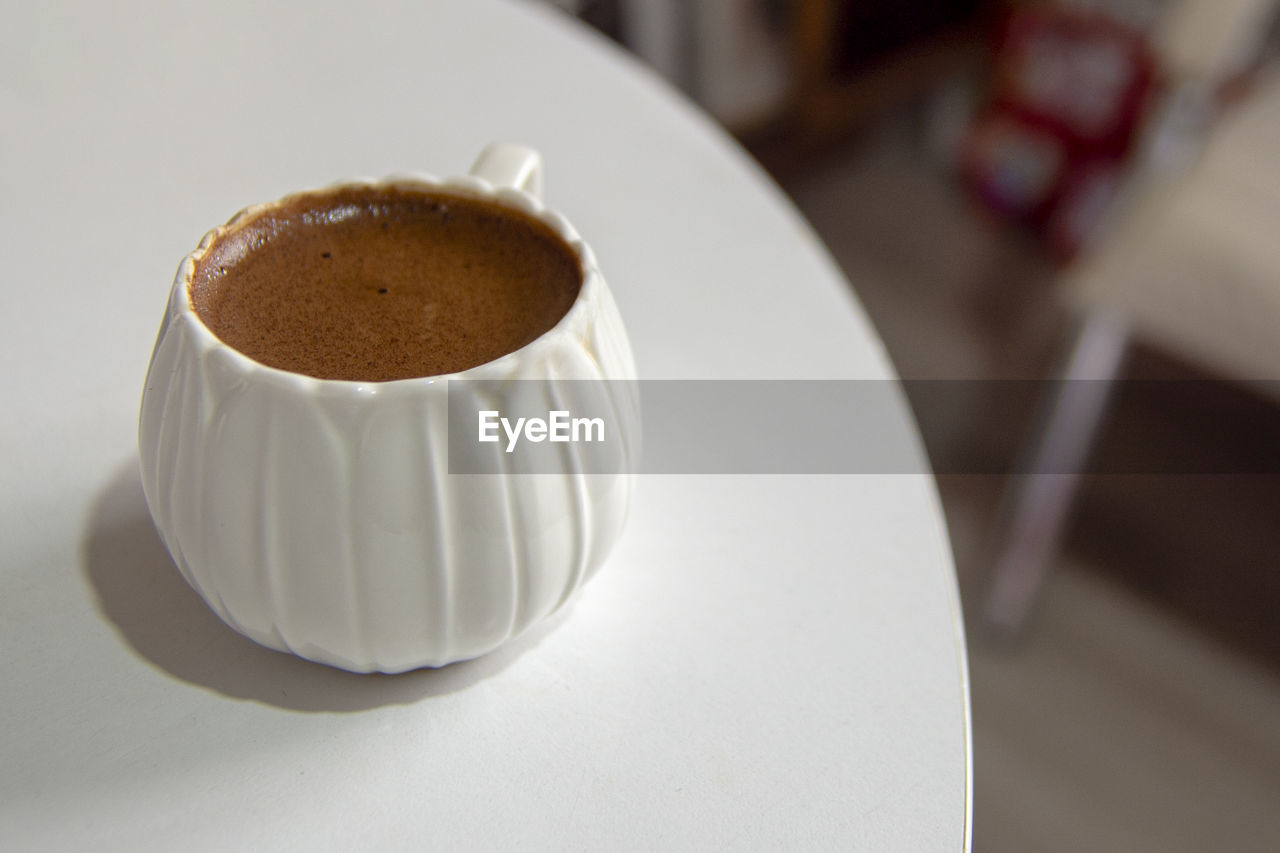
[81,458,563,713]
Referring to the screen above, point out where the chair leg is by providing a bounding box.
[981,309,1130,638]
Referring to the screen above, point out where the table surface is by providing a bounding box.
[0,1,971,849]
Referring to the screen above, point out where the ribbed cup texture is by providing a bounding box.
[139,177,639,672]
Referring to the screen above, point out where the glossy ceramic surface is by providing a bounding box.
[138,148,640,672]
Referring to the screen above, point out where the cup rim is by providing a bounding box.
[168,173,602,392]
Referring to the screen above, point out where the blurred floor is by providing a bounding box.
[777,106,1280,851]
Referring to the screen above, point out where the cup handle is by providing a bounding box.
[469,143,544,201]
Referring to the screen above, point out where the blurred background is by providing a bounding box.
[547,0,1280,849]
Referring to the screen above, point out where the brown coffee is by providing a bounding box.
[189,186,582,382]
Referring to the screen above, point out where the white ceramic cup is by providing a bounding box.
[138,144,639,673]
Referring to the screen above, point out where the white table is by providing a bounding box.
[0,1,971,849]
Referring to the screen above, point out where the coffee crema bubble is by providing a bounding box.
[189,186,582,382]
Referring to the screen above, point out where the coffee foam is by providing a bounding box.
[189,185,582,382]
